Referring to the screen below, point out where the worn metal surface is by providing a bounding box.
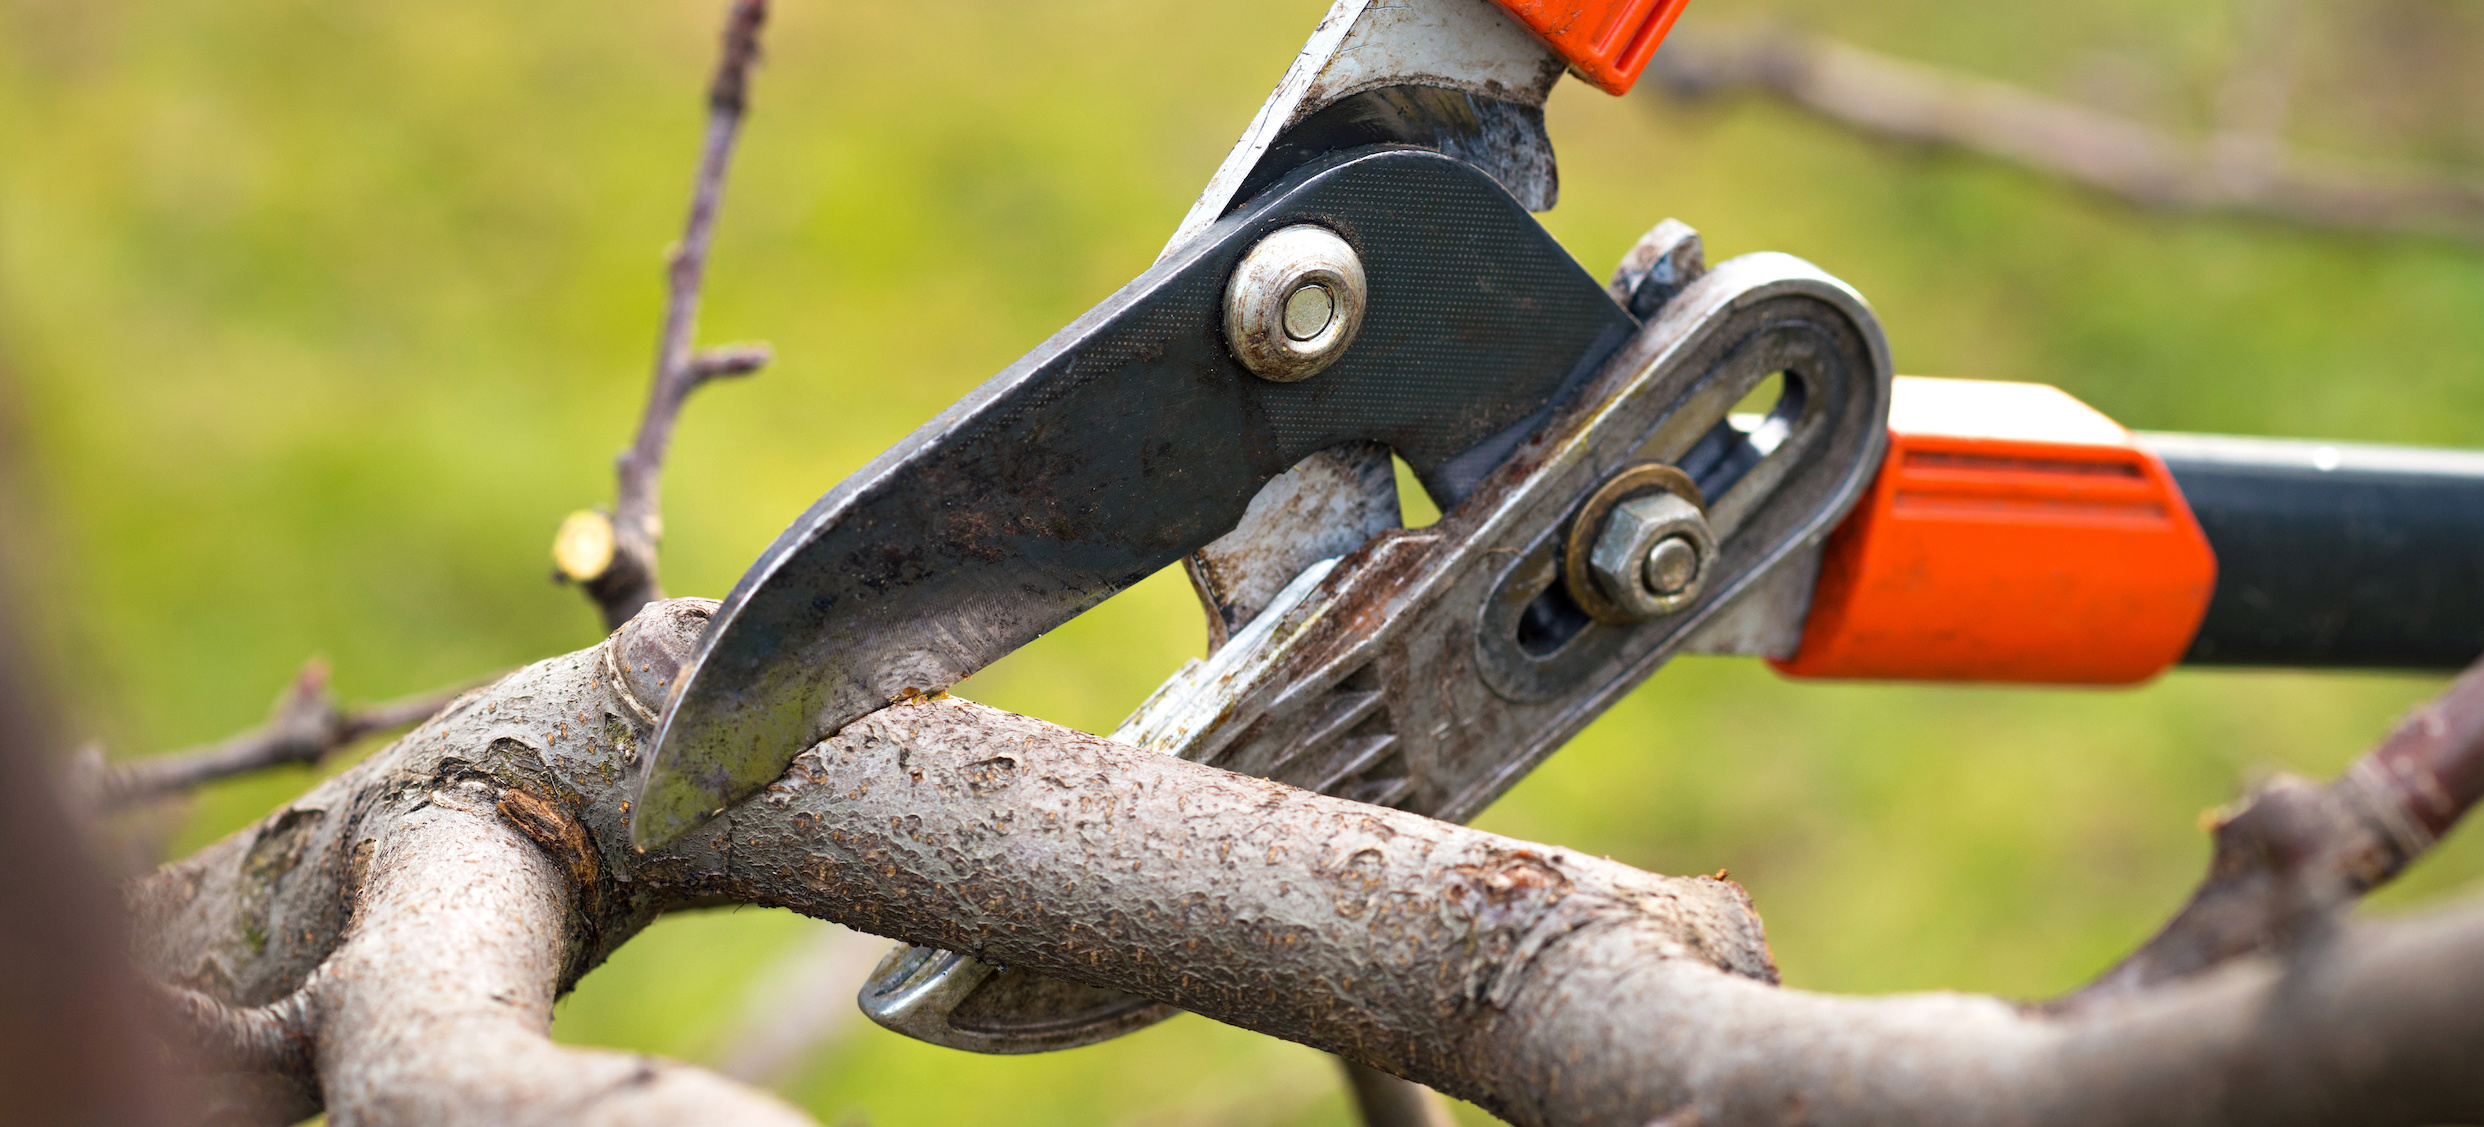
[2143,432,2484,668]
[634,147,1634,848]
[1188,442,1403,651]
[866,250,1893,1053]
[1233,84,1561,216]
[1605,218,1706,319]
[1162,0,1568,256]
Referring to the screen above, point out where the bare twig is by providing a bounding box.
[556,0,774,630]
[84,659,470,812]
[1646,28,2484,242]
[2069,657,2484,1002]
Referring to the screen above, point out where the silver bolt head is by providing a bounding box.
[1644,535,1700,596]
[1587,491,1714,620]
[1224,225,1365,382]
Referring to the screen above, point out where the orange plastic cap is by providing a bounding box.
[1771,377,2217,685]
[1490,0,1695,95]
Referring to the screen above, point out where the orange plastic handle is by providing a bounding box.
[1771,377,2218,685]
[1490,0,1695,95]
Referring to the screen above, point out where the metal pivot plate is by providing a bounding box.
[862,248,1895,1053]
[632,147,1634,849]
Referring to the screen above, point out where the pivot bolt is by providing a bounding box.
[1644,534,1701,596]
[1225,225,1365,382]
[1586,491,1714,620]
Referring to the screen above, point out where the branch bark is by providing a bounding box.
[556,0,773,629]
[1646,28,2484,242]
[127,599,2484,1127]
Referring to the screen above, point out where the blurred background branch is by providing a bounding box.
[1646,22,2484,242]
[70,659,474,813]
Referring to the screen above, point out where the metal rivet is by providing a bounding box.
[1282,284,1334,341]
[1224,225,1365,382]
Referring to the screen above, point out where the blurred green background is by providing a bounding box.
[5,0,2483,1123]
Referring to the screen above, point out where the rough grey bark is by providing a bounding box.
[128,598,2484,1127]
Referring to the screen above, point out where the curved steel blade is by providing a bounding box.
[631,147,1634,847]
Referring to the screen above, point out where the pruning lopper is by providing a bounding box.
[628,0,2484,1053]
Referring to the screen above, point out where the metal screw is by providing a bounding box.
[1224,225,1365,382]
[1586,491,1714,620]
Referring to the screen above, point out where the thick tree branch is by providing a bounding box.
[80,659,468,812]
[128,600,2484,1127]
[556,0,773,629]
[1646,29,2484,242]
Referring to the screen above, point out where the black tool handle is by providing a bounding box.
[2143,433,2484,669]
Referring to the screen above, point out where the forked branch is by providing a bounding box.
[2073,658,2484,1001]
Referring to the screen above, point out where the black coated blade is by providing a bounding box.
[632,147,1635,847]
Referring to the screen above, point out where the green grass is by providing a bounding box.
[5,0,2481,1124]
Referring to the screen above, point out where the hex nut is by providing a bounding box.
[1224,225,1365,382]
[1587,491,1714,620]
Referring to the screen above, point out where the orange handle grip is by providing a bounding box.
[1489,0,1695,95]
[1771,377,2218,685]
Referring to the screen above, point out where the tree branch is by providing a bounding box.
[1645,28,2484,242]
[312,783,812,1127]
[126,599,2484,1127]
[80,659,470,812]
[556,0,774,629]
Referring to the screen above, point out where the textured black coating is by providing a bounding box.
[2161,440,2484,668]
[633,147,1635,844]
